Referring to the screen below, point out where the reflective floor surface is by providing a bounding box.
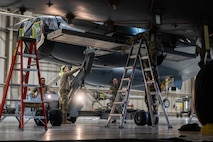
[0,115,212,141]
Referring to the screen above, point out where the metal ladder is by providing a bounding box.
[0,37,48,131]
[105,41,141,128]
[138,39,172,128]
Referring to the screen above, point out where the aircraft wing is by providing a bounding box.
[7,15,198,90]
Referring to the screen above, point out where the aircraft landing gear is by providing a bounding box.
[134,110,159,126]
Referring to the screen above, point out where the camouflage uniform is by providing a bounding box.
[59,70,76,114]
[31,84,55,100]
[32,84,50,95]
[59,66,80,124]
[110,83,122,114]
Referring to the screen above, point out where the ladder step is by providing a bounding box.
[113,101,125,105]
[146,80,155,84]
[25,116,45,120]
[9,84,40,87]
[121,78,130,81]
[6,99,20,102]
[141,56,149,60]
[22,53,37,58]
[144,68,151,72]
[109,113,123,117]
[23,84,40,87]
[124,66,134,70]
[17,52,37,58]
[149,91,157,95]
[9,83,21,87]
[23,68,38,72]
[130,55,137,59]
[13,68,38,72]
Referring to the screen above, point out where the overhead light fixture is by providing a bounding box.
[186,38,191,44]
[107,0,119,10]
[46,0,53,7]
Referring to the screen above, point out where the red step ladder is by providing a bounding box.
[0,37,48,131]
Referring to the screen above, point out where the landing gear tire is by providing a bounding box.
[134,110,148,126]
[49,109,62,126]
[194,60,213,125]
[34,109,49,126]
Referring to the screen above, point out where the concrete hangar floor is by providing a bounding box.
[0,115,212,142]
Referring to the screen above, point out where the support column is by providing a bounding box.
[0,15,7,99]
[198,25,211,68]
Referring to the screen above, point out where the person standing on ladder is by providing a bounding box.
[109,77,122,123]
[59,65,80,124]
[143,31,164,117]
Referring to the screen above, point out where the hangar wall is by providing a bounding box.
[0,15,7,98]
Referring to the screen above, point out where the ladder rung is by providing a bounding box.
[9,84,40,88]
[13,68,38,72]
[6,99,20,102]
[23,68,38,72]
[9,83,21,87]
[113,101,125,105]
[2,114,20,117]
[18,53,36,58]
[144,68,151,72]
[149,91,157,95]
[109,113,123,117]
[23,53,36,58]
[25,116,45,119]
[141,56,149,60]
[23,84,40,87]
[124,66,133,70]
[130,55,137,59]
[121,78,130,81]
[23,99,43,103]
[146,80,155,84]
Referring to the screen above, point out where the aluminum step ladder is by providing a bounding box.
[105,41,141,128]
[0,37,48,131]
[138,39,172,128]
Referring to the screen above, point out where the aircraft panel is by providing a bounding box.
[47,29,129,51]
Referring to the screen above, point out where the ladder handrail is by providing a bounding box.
[0,41,20,118]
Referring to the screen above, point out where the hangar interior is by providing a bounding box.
[1,7,212,142]
[0,9,194,119]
